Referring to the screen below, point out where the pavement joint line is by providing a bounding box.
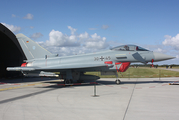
[122,78,137,120]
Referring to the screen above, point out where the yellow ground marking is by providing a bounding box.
[0,83,43,92]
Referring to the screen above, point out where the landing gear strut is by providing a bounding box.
[64,70,73,84]
[115,72,121,85]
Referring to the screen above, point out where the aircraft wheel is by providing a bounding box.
[115,79,121,85]
[70,79,73,83]
[64,79,73,84]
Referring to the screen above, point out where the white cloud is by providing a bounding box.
[39,26,109,56]
[79,32,89,40]
[156,48,163,52]
[30,33,43,40]
[162,34,179,50]
[84,33,108,49]
[67,26,76,35]
[89,28,97,30]
[2,23,21,33]
[30,26,34,29]
[154,48,167,53]
[176,55,179,59]
[101,25,109,30]
[12,14,16,17]
[23,13,33,20]
[46,29,80,47]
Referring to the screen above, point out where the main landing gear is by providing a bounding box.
[63,70,74,84]
[64,79,73,84]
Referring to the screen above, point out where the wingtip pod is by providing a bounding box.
[153,52,176,62]
[6,67,35,71]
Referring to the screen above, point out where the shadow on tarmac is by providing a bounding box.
[0,77,176,86]
[0,88,60,104]
[0,77,59,83]
[0,77,177,104]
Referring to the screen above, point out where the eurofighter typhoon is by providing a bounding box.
[7,34,175,84]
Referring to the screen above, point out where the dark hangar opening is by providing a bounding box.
[0,23,26,79]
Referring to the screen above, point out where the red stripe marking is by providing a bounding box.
[90,82,95,84]
[104,61,113,64]
[21,63,27,67]
[73,83,81,85]
[115,62,121,65]
[106,85,113,87]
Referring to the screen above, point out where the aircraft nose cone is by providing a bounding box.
[153,52,175,62]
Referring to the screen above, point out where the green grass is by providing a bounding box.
[85,68,179,78]
[172,66,179,69]
[158,66,179,69]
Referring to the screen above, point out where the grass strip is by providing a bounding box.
[85,68,179,78]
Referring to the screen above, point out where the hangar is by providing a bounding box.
[0,23,26,78]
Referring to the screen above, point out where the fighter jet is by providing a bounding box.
[7,34,175,84]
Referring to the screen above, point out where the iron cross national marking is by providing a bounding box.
[100,56,104,61]
[94,56,111,61]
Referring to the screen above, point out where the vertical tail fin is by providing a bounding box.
[16,33,57,60]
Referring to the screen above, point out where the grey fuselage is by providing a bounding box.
[28,49,154,72]
[6,34,175,83]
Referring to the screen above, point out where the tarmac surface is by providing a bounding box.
[0,77,179,120]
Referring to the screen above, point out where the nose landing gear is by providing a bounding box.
[115,72,121,85]
[115,79,121,85]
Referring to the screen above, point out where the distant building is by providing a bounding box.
[0,23,26,78]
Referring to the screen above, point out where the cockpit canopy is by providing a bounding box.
[111,45,149,51]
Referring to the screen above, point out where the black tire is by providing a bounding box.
[64,79,70,84]
[115,79,121,85]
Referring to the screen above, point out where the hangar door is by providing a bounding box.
[0,23,26,78]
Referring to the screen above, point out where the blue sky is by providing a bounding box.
[1,0,179,64]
